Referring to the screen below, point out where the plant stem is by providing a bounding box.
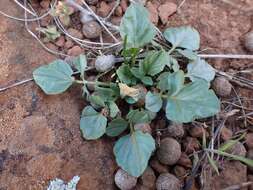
[130,123,134,134]
[168,45,176,55]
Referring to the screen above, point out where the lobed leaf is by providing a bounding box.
[106,118,128,137]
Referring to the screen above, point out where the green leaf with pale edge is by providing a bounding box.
[177,49,198,60]
[120,3,156,48]
[80,106,107,140]
[187,58,215,82]
[140,51,169,76]
[106,118,128,137]
[127,110,151,124]
[107,101,120,118]
[166,80,220,123]
[164,26,200,50]
[33,60,74,94]
[113,131,156,177]
[73,54,87,78]
[145,92,162,112]
[89,95,106,107]
[117,65,137,85]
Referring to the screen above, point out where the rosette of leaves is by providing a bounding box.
[37,25,61,42]
[33,3,220,177]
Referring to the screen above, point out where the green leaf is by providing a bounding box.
[207,154,219,175]
[157,72,170,92]
[187,58,215,82]
[177,49,198,60]
[127,110,151,124]
[80,106,107,140]
[141,76,153,86]
[113,131,156,177]
[106,118,128,137]
[107,101,120,118]
[117,65,137,85]
[140,51,169,76]
[33,60,74,94]
[166,80,220,123]
[89,95,106,107]
[145,92,162,113]
[37,25,61,41]
[73,54,87,79]
[95,84,120,101]
[164,26,200,50]
[219,133,246,152]
[120,3,156,48]
[210,149,253,168]
[168,55,179,71]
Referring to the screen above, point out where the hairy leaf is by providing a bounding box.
[106,118,128,137]
[107,101,120,118]
[33,60,74,94]
[80,106,107,140]
[177,49,198,60]
[166,80,220,123]
[113,131,156,177]
[127,109,151,124]
[120,3,156,48]
[73,54,87,79]
[117,65,137,85]
[145,92,162,112]
[187,58,215,82]
[164,26,200,50]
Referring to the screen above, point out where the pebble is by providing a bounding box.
[82,21,102,39]
[55,36,65,47]
[156,173,181,190]
[177,153,192,168]
[167,122,185,138]
[220,126,233,141]
[67,28,83,39]
[67,46,83,56]
[146,1,159,25]
[158,2,177,25]
[212,77,232,97]
[227,142,247,157]
[115,168,137,190]
[173,165,187,178]
[183,137,200,154]
[138,167,156,189]
[64,38,74,49]
[150,158,169,174]
[97,1,111,17]
[157,137,181,165]
[189,126,208,138]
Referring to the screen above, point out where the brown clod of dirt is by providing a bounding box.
[156,173,181,190]
[114,168,137,190]
[167,122,185,138]
[138,166,156,189]
[241,30,253,52]
[158,2,177,25]
[146,1,159,25]
[212,77,232,97]
[82,21,102,39]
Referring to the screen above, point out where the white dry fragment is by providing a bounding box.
[95,55,116,72]
[47,176,80,190]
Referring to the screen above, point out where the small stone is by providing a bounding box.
[173,165,187,178]
[64,38,74,49]
[139,167,156,189]
[26,153,63,180]
[67,46,83,56]
[241,30,253,53]
[80,11,94,24]
[158,2,177,25]
[134,123,152,134]
[167,122,184,138]
[156,173,181,190]
[189,127,208,138]
[55,36,65,47]
[40,0,50,9]
[120,0,128,12]
[177,153,192,168]
[86,0,98,5]
[246,133,253,149]
[183,137,200,154]
[220,127,233,141]
[115,6,123,17]
[86,75,96,91]
[111,17,121,25]
[45,43,58,52]
[82,21,102,39]
[150,158,169,173]
[95,54,115,72]
[157,138,181,165]
[146,1,159,25]
[97,1,111,17]
[247,149,253,172]
[227,142,246,157]
[67,28,83,39]
[212,77,232,97]
[115,168,137,190]
[40,15,52,27]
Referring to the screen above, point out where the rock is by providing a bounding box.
[120,0,128,12]
[82,21,102,39]
[157,138,181,165]
[227,142,246,157]
[55,36,65,47]
[183,137,200,154]
[64,38,74,49]
[212,77,232,97]
[246,133,253,149]
[45,42,58,52]
[8,116,55,156]
[150,158,169,174]
[177,153,192,168]
[138,167,156,189]
[115,6,123,17]
[210,161,247,189]
[158,2,177,25]
[115,168,137,190]
[40,15,52,27]
[189,126,208,138]
[247,149,253,172]
[146,1,159,25]
[167,122,184,138]
[97,1,111,17]
[173,165,187,178]
[156,173,181,190]
[67,28,83,39]
[241,30,253,52]
[134,123,152,134]
[80,11,94,24]
[86,75,96,91]
[220,126,233,141]
[40,0,50,9]
[26,153,63,180]
[86,0,98,5]
[95,54,115,72]
[67,46,83,56]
